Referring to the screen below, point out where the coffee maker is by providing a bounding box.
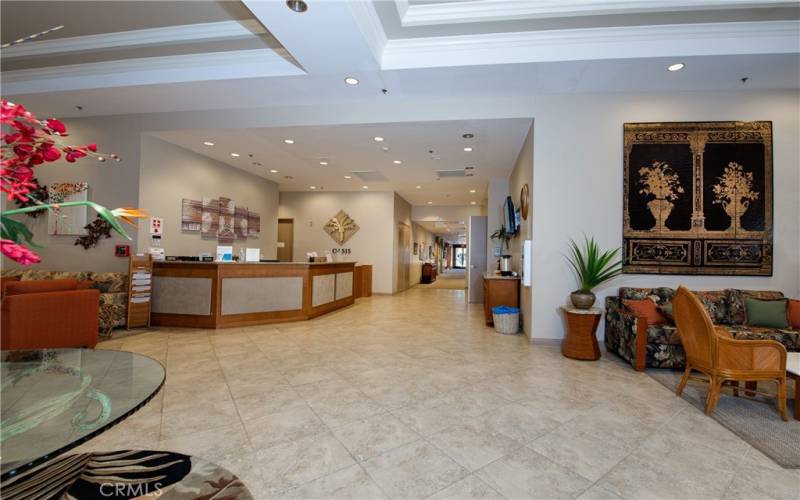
[500,255,512,276]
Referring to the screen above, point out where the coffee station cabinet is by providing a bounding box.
[482,274,520,325]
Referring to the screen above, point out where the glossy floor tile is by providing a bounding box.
[80,287,799,499]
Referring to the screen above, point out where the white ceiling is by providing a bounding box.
[416,220,467,243]
[152,118,532,206]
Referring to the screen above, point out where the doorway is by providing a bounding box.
[277,218,294,262]
[452,245,467,269]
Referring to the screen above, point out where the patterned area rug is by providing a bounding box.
[648,369,799,468]
[1,450,253,499]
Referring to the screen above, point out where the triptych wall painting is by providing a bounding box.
[623,121,772,276]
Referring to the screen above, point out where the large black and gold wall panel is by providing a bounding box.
[623,121,772,276]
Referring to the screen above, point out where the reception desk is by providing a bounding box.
[151,261,355,329]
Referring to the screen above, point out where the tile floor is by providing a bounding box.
[79,288,799,499]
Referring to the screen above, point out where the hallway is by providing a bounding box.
[417,269,466,290]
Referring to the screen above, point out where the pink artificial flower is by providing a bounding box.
[0,239,41,265]
[45,118,66,134]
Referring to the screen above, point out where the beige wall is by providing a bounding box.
[508,124,534,337]
[409,222,436,287]
[486,178,510,272]
[278,191,394,294]
[137,135,279,259]
[531,90,800,340]
[393,193,413,294]
[2,116,142,273]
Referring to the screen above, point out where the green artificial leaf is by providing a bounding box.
[0,215,42,248]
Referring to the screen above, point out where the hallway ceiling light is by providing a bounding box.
[319,161,328,165]
[427,201,433,205]
[286,0,308,13]
[203,141,214,146]
[373,136,384,142]
[415,185,421,189]
[393,160,402,165]
[283,139,295,144]
[269,169,279,173]
[344,77,359,85]
[471,201,477,205]
[469,189,476,193]
[463,147,473,152]
[362,185,369,189]
[344,175,352,179]
[230,153,240,157]
[309,186,317,190]
[668,63,685,72]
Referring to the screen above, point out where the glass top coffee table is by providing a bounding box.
[0,349,165,480]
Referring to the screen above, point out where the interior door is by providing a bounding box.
[277,218,293,262]
[467,216,487,303]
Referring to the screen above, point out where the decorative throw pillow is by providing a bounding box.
[788,299,800,330]
[744,298,788,329]
[658,303,674,322]
[76,280,96,290]
[623,299,667,326]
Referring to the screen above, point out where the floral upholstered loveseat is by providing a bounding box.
[605,287,800,371]
[1,269,128,337]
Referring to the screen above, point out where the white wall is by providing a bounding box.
[278,191,395,294]
[138,135,279,259]
[508,124,534,336]
[530,90,800,340]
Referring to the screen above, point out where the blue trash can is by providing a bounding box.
[492,306,520,335]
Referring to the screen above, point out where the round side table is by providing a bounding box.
[560,306,602,361]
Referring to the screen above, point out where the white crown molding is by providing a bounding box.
[398,0,798,27]
[383,20,800,69]
[347,0,388,64]
[2,20,268,59]
[2,48,305,95]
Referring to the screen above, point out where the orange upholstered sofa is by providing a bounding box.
[1,279,100,350]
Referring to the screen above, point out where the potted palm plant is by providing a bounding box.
[565,236,623,309]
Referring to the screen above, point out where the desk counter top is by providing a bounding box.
[154,261,357,267]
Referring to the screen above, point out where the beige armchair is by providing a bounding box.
[672,285,788,420]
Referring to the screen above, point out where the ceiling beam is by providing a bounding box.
[2,48,304,94]
[241,0,383,75]
[1,20,268,59]
[396,0,799,27]
[383,20,800,70]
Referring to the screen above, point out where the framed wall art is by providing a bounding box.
[47,182,89,235]
[623,121,772,276]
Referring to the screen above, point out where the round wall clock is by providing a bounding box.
[520,184,529,220]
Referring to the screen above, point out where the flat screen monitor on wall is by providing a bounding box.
[504,196,518,234]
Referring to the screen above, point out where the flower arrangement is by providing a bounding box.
[637,161,684,201]
[1,99,146,265]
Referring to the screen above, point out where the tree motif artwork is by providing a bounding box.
[324,210,359,246]
[637,161,684,232]
[712,162,759,232]
[623,121,772,276]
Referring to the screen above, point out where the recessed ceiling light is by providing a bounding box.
[373,136,384,142]
[203,141,215,146]
[309,186,317,190]
[344,77,359,86]
[230,153,240,157]
[415,185,421,189]
[269,169,279,173]
[319,161,328,166]
[469,189,476,193]
[283,139,295,144]
[427,201,433,205]
[463,147,473,152]
[393,160,402,165]
[471,201,477,205]
[362,185,369,189]
[668,63,685,72]
[344,175,352,179]
[286,0,308,13]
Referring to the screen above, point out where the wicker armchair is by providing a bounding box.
[672,286,788,420]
